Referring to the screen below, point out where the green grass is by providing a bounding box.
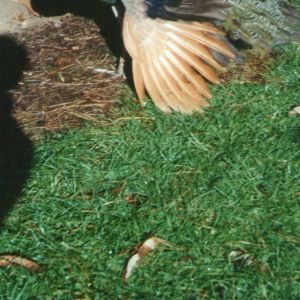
[1,44,300,299]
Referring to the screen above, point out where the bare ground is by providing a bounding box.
[11,14,128,138]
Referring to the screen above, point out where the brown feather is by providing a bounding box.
[122,14,235,113]
[167,20,225,35]
[166,32,226,71]
[140,53,171,113]
[166,40,220,84]
[165,49,212,98]
[143,40,192,112]
[132,59,146,104]
[165,23,235,58]
[159,55,200,99]
[155,58,207,113]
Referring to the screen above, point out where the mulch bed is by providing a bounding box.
[11,14,128,138]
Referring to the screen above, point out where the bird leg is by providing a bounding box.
[112,4,127,79]
[17,0,39,16]
[94,4,127,79]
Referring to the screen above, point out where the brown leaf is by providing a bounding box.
[124,195,140,206]
[13,13,28,22]
[289,106,300,116]
[122,237,172,282]
[54,55,75,68]
[0,255,41,272]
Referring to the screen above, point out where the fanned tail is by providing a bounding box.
[123,15,236,114]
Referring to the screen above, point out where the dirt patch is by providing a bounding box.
[11,14,128,138]
[219,50,275,84]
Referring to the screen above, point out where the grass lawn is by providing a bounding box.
[1,40,300,300]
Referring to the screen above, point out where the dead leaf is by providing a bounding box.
[124,195,140,206]
[13,13,28,22]
[0,255,41,272]
[228,249,253,266]
[111,186,123,195]
[54,55,75,68]
[289,106,300,116]
[122,237,172,282]
[228,249,271,275]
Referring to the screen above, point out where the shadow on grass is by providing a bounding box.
[0,35,33,223]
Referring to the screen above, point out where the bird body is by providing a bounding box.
[121,0,300,113]
[16,0,300,114]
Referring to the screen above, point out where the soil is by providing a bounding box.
[10,14,128,138]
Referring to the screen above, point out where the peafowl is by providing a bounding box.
[18,0,300,114]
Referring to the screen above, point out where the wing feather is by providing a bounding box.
[122,13,235,113]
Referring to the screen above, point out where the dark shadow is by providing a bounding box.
[0,35,33,223]
[31,0,124,58]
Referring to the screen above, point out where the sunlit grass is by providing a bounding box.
[1,43,300,299]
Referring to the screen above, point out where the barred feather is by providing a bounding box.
[145,0,300,49]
